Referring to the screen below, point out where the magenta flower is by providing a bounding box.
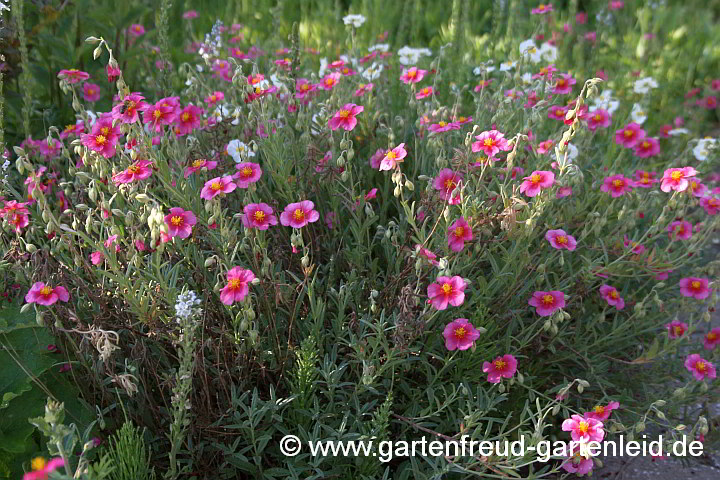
[81,117,120,158]
[219,267,255,305]
[599,285,625,310]
[665,320,688,339]
[701,197,720,215]
[416,86,434,99]
[688,179,708,198]
[106,64,121,82]
[667,221,692,241]
[57,69,89,84]
[472,130,511,157]
[328,103,364,131]
[23,457,66,480]
[128,24,145,37]
[25,282,70,306]
[586,401,620,421]
[448,217,473,252]
[83,83,101,102]
[562,414,605,443]
[679,277,711,300]
[633,170,657,188]
[379,143,407,171]
[319,72,341,90]
[205,91,225,105]
[482,354,518,383]
[443,318,481,351]
[704,328,720,350]
[233,162,263,188]
[112,93,148,124]
[600,174,633,197]
[552,74,576,95]
[415,245,439,266]
[548,105,568,121]
[528,290,566,317]
[428,121,460,133]
[623,235,645,254]
[531,3,553,14]
[519,170,555,197]
[685,354,716,381]
[556,186,572,198]
[399,67,427,84]
[427,276,466,310]
[200,176,236,200]
[587,109,611,131]
[615,123,646,148]
[164,208,197,239]
[111,159,153,185]
[296,78,318,99]
[432,168,463,204]
[184,158,217,178]
[545,229,576,251]
[279,200,320,228]
[634,137,660,158]
[174,104,204,136]
[242,203,278,230]
[183,10,198,19]
[562,447,594,476]
[354,83,374,97]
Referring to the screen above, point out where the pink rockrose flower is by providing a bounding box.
[623,235,645,254]
[184,158,218,178]
[241,203,278,230]
[443,318,481,351]
[128,24,145,37]
[679,277,711,300]
[528,290,566,317]
[416,86,434,99]
[688,179,708,198]
[482,354,518,383]
[667,221,692,241]
[661,167,698,192]
[562,447,594,476]
[685,354,716,381]
[548,105,569,121]
[666,320,688,339]
[615,123,646,148]
[183,10,198,19]
[587,109,611,131]
[703,328,720,350]
[57,69,90,84]
[319,72,341,90]
[25,282,70,306]
[399,66,427,84]
[556,186,573,198]
[23,457,66,480]
[279,200,320,228]
[200,176,236,200]
[447,217,473,252]
[701,197,720,215]
[531,3,553,14]
[174,104,204,136]
[83,82,101,102]
[600,174,633,197]
[112,93,148,124]
[599,284,625,310]
[472,130,511,157]
[354,82,374,97]
[634,137,661,158]
[520,170,555,197]
[164,208,197,239]
[432,168,463,204]
[427,276,466,310]
[552,74,576,95]
[586,401,620,421]
[562,414,605,443]
[328,103,364,131]
[112,159,153,185]
[415,245,439,266]
[545,229,577,251]
[633,170,657,188]
[428,121,460,133]
[219,267,255,305]
[233,162,263,188]
[379,143,407,171]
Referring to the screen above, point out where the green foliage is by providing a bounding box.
[102,422,155,480]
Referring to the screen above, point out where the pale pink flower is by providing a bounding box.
[447,217,472,252]
[586,401,620,421]
[379,144,407,171]
[25,282,70,306]
[400,67,427,84]
[545,229,576,251]
[661,167,698,193]
[200,176,236,200]
[427,276,466,310]
[562,414,605,443]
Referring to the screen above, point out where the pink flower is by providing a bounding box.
[144,99,179,131]
[634,137,660,158]
[325,211,336,229]
[354,83,374,97]
[599,284,625,310]
[684,354,716,381]
[233,162,263,188]
[661,167,698,193]
[128,24,145,37]
[667,221,692,241]
[328,103,364,131]
[400,67,427,84]
[428,121,460,133]
[174,104,204,136]
[528,290,566,317]
[432,168,463,204]
[106,64,121,82]
[427,276,466,310]
[562,446,594,475]
[587,109,611,131]
[552,74,576,95]
[205,91,225,106]
[447,217,473,252]
[586,401,620,421]
[365,188,378,201]
[279,200,320,228]
[576,12,588,23]
[584,31,597,43]
[112,159,153,185]
[545,229,576,251]
[556,186,573,198]
[600,174,633,197]
[623,235,645,254]
[697,96,718,109]
[164,208,197,239]
[633,170,657,188]
[531,3,553,14]
[416,86,434,99]
[688,179,708,198]
[472,130,511,157]
[369,148,385,169]
[25,282,70,306]
[562,414,605,443]
[615,123,646,148]
[57,69,89,84]
[112,93,148,124]
[666,320,688,339]
[679,277,711,300]
[482,354,518,383]
[183,10,198,19]
[609,1,624,9]
[295,78,317,99]
[23,457,66,480]
[184,158,217,178]
[704,328,720,350]
[83,83,101,102]
[536,139,554,155]
[241,203,278,230]
[415,245,439,266]
[81,116,120,158]
[319,72,341,90]
[548,105,569,121]
[219,267,255,305]
[701,197,720,215]
[519,170,555,197]
[200,176,236,200]
[443,318,481,351]
[379,144,407,171]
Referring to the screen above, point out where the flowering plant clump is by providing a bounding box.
[1,1,719,479]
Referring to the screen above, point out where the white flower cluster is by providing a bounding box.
[175,290,202,321]
[343,14,366,28]
[589,89,620,114]
[518,39,558,64]
[633,76,659,94]
[397,46,432,65]
[693,137,717,161]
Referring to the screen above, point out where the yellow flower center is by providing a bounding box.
[708,332,717,341]
[671,171,683,180]
[594,114,602,121]
[241,166,253,178]
[31,457,47,471]
[444,179,456,190]
[441,283,452,294]
[182,112,190,122]
[556,79,566,87]
[342,67,349,74]
[484,138,495,147]
[612,179,624,187]
[301,84,310,91]
[691,281,701,289]
[95,134,106,145]
[494,359,506,369]
[642,141,650,148]
[192,159,205,168]
[325,78,334,86]
[454,327,467,339]
[386,151,397,160]
[407,70,417,78]
[609,290,618,299]
[556,235,567,244]
[531,174,542,184]
[594,406,605,414]
[229,278,241,289]
[153,109,163,120]
[578,421,589,434]
[253,210,266,222]
[338,110,350,118]
[674,326,684,336]
[40,286,53,296]
[555,109,564,116]
[210,181,223,191]
[542,294,554,305]
[457,116,466,122]
[170,216,183,226]
[127,164,139,173]
[624,129,633,138]
[293,208,305,221]
[696,361,706,372]
[455,226,465,237]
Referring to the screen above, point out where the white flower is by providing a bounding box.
[693,137,717,161]
[368,43,389,53]
[227,139,255,163]
[552,143,578,163]
[668,128,689,136]
[397,46,431,66]
[175,290,202,321]
[362,62,383,81]
[520,72,533,88]
[539,43,557,62]
[343,14,366,27]
[195,64,204,72]
[85,110,98,127]
[519,39,542,63]
[633,76,658,94]
[499,60,517,72]
[270,73,285,89]
[318,57,329,77]
[0,0,9,16]
[630,103,647,124]
[230,107,242,126]
[212,105,231,122]
[473,65,495,75]
[590,89,620,114]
